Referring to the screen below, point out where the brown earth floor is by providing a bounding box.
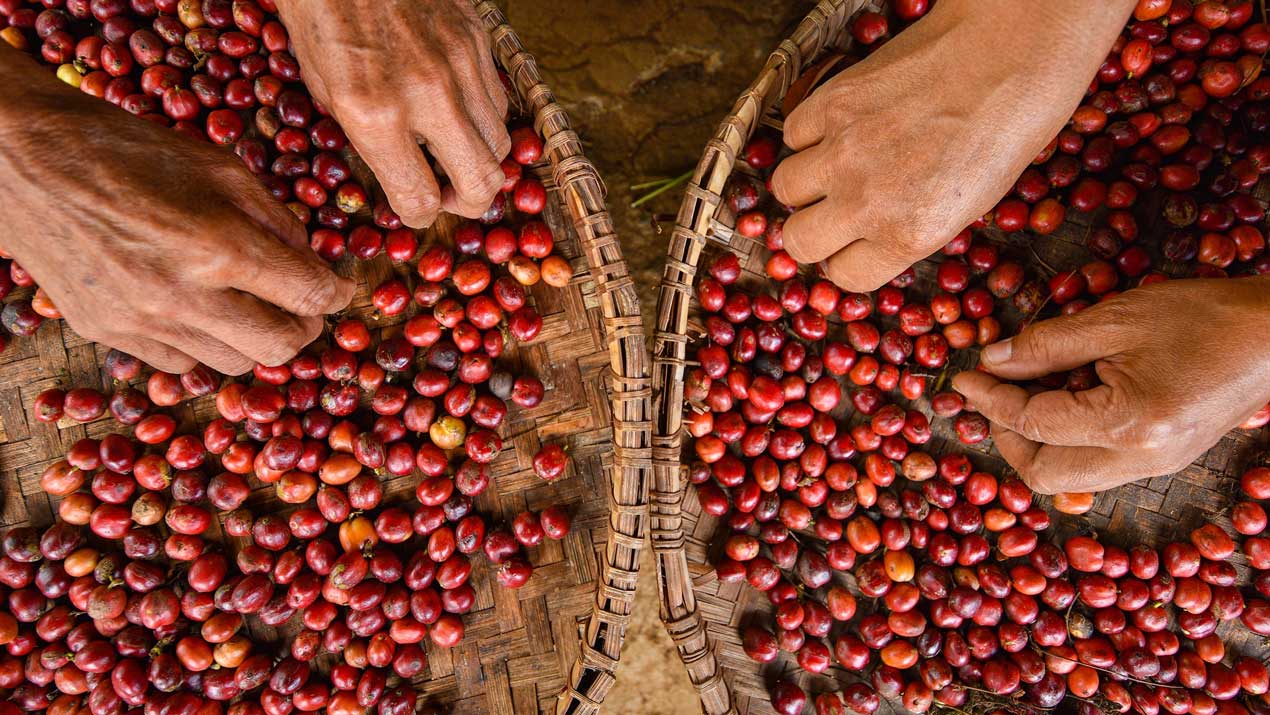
[505,1,818,713]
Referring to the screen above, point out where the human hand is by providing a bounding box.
[951,277,1270,494]
[0,48,354,375]
[277,0,509,228]
[770,0,1134,291]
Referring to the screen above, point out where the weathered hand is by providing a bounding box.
[0,47,354,375]
[771,0,1133,291]
[278,0,509,228]
[952,277,1270,494]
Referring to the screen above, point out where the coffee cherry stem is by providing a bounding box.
[630,169,693,209]
[1033,645,1185,689]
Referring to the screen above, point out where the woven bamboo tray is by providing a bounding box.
[0,2,651,713]
[650,1,1270,714]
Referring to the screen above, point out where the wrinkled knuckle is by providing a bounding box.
[451,200,488,221]
[1014,411,1048,444]
[1091,299,1136,330]
[1018,322,1061,363]
[845,277,886,294]
[257,338,301,368]
[423,73,464,109]
[1126,418,1173,452]
[1124,430,1157,452]
[784,108,811,141]
[491,87,510,120]
[343,102,401,134]
[781,222,814,263]
[140,348,194,374]
[1020,467,1059,496]
[195,242,248,286]
[163,354,199,374]
[333,84,377,110]
[475,166,504,197]
[770,166,793,205]
[289,280,339,318]
[393,193,440,228]
[834,267,886,294]
[491,129,512,161]
[785,242,816,267]
[218,355,255,377]
[131,293,173,322]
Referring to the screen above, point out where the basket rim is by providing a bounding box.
[474,2,654,714]
[648,1,870,713]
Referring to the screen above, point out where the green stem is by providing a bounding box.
[631,169,693,208]
[630,177,674,191]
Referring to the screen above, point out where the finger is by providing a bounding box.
[952,370,1118,447]
[471,29,511,129]
[992,425,1151,495]
[822,239,912,293]
[160,325,255,376]
[426,101,505,218]
[203,156,315,253]
[108,335,198,374]
[234,181,311,253]
[199,292,324,367]
[480,61,509,126]
[783,88,828,151]
[978,305,1129,380]
[770,144,830,209]
[782,199,860,265]
[460,87,511,161]
[443,30,511,161]
[451,0,508,124]
[349,122,443,228]
[231,227,355,317]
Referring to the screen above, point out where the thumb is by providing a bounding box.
[952,369,1118,447]
[979,306,1125,381]
[347,123,442,229]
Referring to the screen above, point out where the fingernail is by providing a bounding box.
[983,339,1013,365]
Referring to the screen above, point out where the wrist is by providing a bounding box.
[1218,274,1270,390]
[926,0,1134,90]
[0,46,41,134]
[270,0,305,24]
[1246,273,1270,322]
[0,48,67,259]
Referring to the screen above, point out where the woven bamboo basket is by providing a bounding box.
[0,2,651,713]
[651,1,1270,714]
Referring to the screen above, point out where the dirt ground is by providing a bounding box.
[504,1,817,713]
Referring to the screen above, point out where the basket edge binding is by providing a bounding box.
[648,2,876,714]
[472,3,654,714]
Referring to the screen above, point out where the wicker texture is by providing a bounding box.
[0,3,651,714]
[651,4,879,713]
[651,2,1270,714]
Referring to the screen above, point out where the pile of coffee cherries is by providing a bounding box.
[12,177,576,709]
[0,0,571,347]
[0,0,586,712]
[685,2,1270,714]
